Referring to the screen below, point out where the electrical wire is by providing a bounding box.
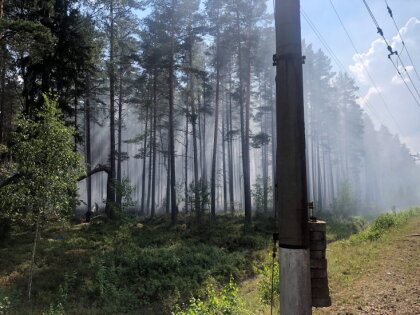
[384,0,420,83]
[301,9,384,124]
[361,0,420,107]
[327,0,408,134]
[301,10,346,71]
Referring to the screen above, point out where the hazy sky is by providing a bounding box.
[268,0,420,154]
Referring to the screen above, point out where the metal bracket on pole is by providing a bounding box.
[273,53,306,66]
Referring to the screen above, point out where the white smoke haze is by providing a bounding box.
[75,2,420,218]
[350,17,420,152]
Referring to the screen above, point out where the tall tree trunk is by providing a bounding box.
[236,9,252,224]
[0,2,5,143]
[169,0,178,225]
[146,111,153,215]
[141,106,149,215]
[189,50,200,222]
[322,148,327,206]
[184,102,189,213]
[202,83,207,183]
[28,213,41,300]
[74,94,78,152]
[166,149,171,214]
[117,65,123,206]
[316,138,323,210]
[222,104,228,213]
[200,86,207,212]
[228,66,235,214]
[210,18,221,218]
[151,72,158,217]
[85,76,92,212]
[198,98,203,178]
[0,51,5,144]
[328,146,335,203]
[244,35,252,224]
[106,0,116,219]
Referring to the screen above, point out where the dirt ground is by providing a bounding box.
[315,218,420,315]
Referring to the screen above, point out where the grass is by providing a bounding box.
[1,207,418,314]
[313,208,420,314]
[237,207,420,315]
[325,207,420,288]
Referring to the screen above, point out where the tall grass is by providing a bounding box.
[348,207,420,243]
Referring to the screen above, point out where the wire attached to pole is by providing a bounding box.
[270,232,279,315]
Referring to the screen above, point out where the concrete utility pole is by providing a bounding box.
[274,0,312,314]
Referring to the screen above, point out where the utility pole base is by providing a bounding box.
[280,248,312,315]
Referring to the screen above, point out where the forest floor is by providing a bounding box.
[0,210,418,314]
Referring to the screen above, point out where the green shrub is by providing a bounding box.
[349,207,420,243]
[0,296,11,315]
[325,215,368,241]
[86,238,248,312]
[237,234,266,249]
[0,218,11,242]
[174,278,249,315]
[255,260,279,305]
[42,302,65,315]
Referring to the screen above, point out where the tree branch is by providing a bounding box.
[78,164,110,181]
[0,173,23,189]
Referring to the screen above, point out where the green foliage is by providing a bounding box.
[324,215,368,242]
[78,215,268,312]
[348,207,420,243]
[87,240,247,312]
[187,179,210,213]
[107,177,136,219]
[251,176,272,213]
[42,302,65,315]
[0,215,271,313]
[332,180,357,216]
[0,218,11,242]
[250,132,270,149]
[174,278,249,315]
[255,260,279,306]
[0,296,11,315]
[0,95,85,223]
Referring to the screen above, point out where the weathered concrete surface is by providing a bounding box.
[280,248,312,315]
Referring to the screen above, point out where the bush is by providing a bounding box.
[0,218,11,242]
[0,296,11,315]
[85,233,248,312]
[255,260,279,306]
[174,278,249,315]
[325,215,368,241]
[349,207,420,243]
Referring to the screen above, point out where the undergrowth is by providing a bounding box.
[1,208,418,314]
[173,278,250,315]
[0,214,272,314]
[323,215,368,242]
[347,207,420,243]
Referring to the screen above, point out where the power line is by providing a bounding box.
[384,0,420,83]
[361,0,420,107]
[389,56,420,108]
[326,0,404,134]
[301,9,384,125]
[301,10,346,71]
